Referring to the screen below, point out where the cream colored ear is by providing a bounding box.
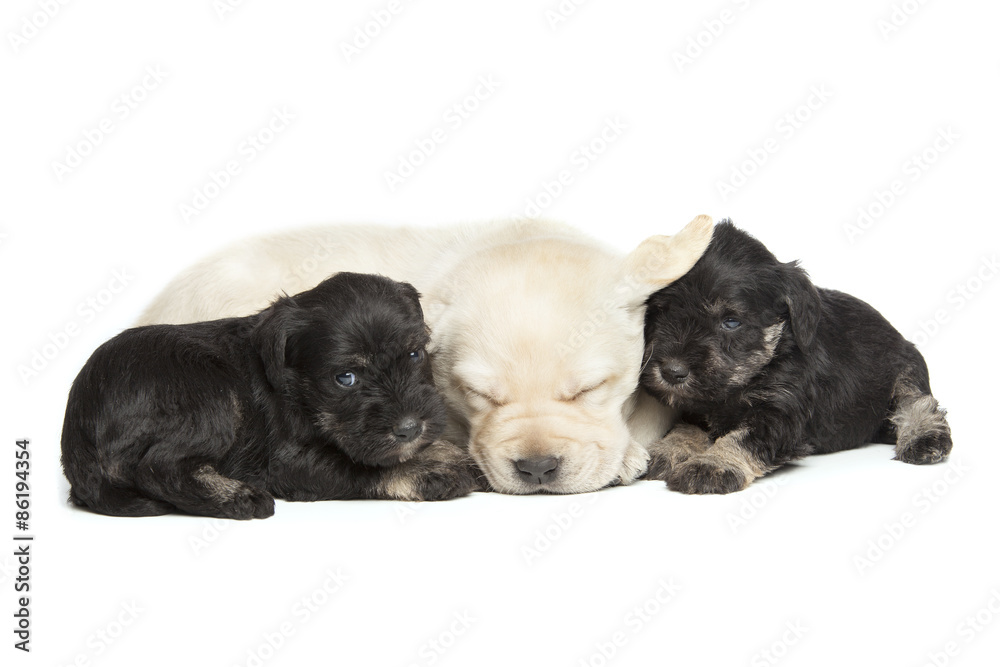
[619,214,715,307]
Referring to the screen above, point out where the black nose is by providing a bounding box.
[393,416,423,442]
[515,457,560,484]
[662,360,690,384]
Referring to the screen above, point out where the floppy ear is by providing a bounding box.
[251,297,295,390]
[396,281,424,319]
[780,262,822,350]
[619,214,715,308]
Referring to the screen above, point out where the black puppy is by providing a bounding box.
[641,220,952,494]
[61,272,478,519]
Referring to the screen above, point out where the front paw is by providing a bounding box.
[224,484,276,519]
[615,440,651,486]
[666,456,749,495]
[387,441,481,501]
[644,423,713,481]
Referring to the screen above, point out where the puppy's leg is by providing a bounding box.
[137,460,274,520]
[666,427,777,495]
[68,478,176,517]
[379,441,482,500]
[644,423,713,481]
[889,376,952,465]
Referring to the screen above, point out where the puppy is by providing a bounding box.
[641,220,953,494]
[137,217,716,494]
[61,272,478,519]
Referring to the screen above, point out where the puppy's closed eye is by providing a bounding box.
[562,380,608,402]
[465,387,506,407]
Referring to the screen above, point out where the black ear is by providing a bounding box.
[251,296,296,390]
[397,281,424,319]
[780,262,821,350]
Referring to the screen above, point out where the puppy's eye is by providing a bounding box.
[466,388,503,407]
[722,318,742,331]
[335,372,357,387]
[408,349,425,363]
[567,380,607,401]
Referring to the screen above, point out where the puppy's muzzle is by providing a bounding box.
[660,359,690,385]
[513,456,561,485]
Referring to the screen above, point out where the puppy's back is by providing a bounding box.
[60,321,250,515]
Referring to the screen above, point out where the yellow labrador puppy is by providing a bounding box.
[139,216,713,494]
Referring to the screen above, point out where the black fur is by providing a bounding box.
[642,220,953,494]
[61,272,478,519]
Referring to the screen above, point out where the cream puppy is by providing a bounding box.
[139,217,714,494]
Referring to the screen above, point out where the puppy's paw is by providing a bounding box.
[615,440,651,486]
[223,484,276,520]
[644,423,713,481]
[385,441,480,501]
[895,431,952,465]
[666,456,749,495]
[644,452,674,482]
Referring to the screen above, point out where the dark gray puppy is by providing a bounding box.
[61,272,478,519]
[641,220,952,494]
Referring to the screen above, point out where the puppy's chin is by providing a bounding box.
[341,435,434,468]
[466,404,632,495]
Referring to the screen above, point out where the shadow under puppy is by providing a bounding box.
[61,273,479,519]
[641,220,952,494]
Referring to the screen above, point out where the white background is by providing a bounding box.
[2,1,999,665]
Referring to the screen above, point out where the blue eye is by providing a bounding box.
[722,318,742,331]
[335,372,357,387]
[409,349,425,363]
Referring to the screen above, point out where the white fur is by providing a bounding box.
[139,216,714,493]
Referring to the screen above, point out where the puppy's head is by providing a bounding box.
[427,215,715,494]
[253,272,446,467]
[641,220,821,410]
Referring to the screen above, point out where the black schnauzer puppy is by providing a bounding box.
[641,220,952,494]
[61,272,478,519]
